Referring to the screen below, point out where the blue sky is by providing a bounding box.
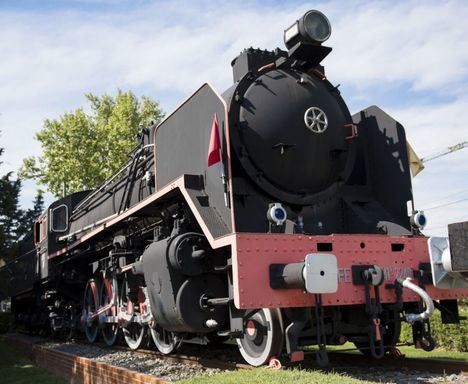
[0,0,467,236]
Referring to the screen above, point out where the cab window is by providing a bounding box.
[50,205,68,232]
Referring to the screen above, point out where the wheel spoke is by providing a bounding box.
[121,278,146,350]
[83,278,100,343]
[101,277,119,346]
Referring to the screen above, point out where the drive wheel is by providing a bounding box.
[121,279,146,350]
[124,321,146,350]
[100,277,120,346]
[150,324,181,354]
[83,278,100,343]
[236,308,284,366]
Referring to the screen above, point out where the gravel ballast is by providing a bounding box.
[8,334,468,383]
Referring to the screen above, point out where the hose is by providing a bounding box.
[399,277,435,324]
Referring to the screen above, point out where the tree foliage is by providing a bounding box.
[19,90,163,196]
[0,130,45,264]
[17,189,44,239]
[0,171,22,262]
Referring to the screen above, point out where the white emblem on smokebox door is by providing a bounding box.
[304,106,328,133]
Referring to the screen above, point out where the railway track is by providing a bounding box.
[6,334,468,383]
[107,342,252,371]
[113,343,468,375]
[321,351,468,375]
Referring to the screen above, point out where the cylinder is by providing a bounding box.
[270,262,305,290]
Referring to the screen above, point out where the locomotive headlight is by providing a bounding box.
[267,203,287,226]
[301,10,331,43]
[411,210,427,230]
[284,10,331,49]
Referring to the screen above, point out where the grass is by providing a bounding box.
[320,342,468,361]
[0,340,65,384]
[396,345,468,361]
[178,368,371,384]
[181,343,468,384]
[399,308,468,352]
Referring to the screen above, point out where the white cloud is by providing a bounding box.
[325,1,468,94]
[0,0,467,237]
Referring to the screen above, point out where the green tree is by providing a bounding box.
[17,189,44,239]
[0,136,23,262]
[19,90,163,196]
[0,176,22,262]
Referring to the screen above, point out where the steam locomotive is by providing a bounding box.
[1,9,468,366]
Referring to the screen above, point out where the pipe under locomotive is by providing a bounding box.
[1,9,468,366]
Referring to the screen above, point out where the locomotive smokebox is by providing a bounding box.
[227,11,354,204]
[227,66,353,203]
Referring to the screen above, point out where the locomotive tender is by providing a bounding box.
[2,9,468,366]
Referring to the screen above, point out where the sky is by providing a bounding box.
[0,0,467,236]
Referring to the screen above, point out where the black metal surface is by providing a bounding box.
[155,84,232,235]
[351,265,377,285]
[184,187,231,238]
[437,299,460,324]
[269,263,304,290]
[287,42,332,66]
[231,48,286,83]
[142,233,227,333]
[230,68,351,199]
[0,233,36,301]
[351,106,413,233]
[168,233,208,276]
[418,263,433,285]
[176,276,227,331]
[224,48,414,236]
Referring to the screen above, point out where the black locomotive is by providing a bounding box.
[1,9,467,367]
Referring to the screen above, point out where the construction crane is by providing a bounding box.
[421,141,468,163]
[408,141,468,177]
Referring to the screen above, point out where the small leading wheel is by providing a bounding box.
[83,278,100,343]
[100,277,120,346]
[121,279,146,350]
[150,324,181,354]
[236,308,284,366]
